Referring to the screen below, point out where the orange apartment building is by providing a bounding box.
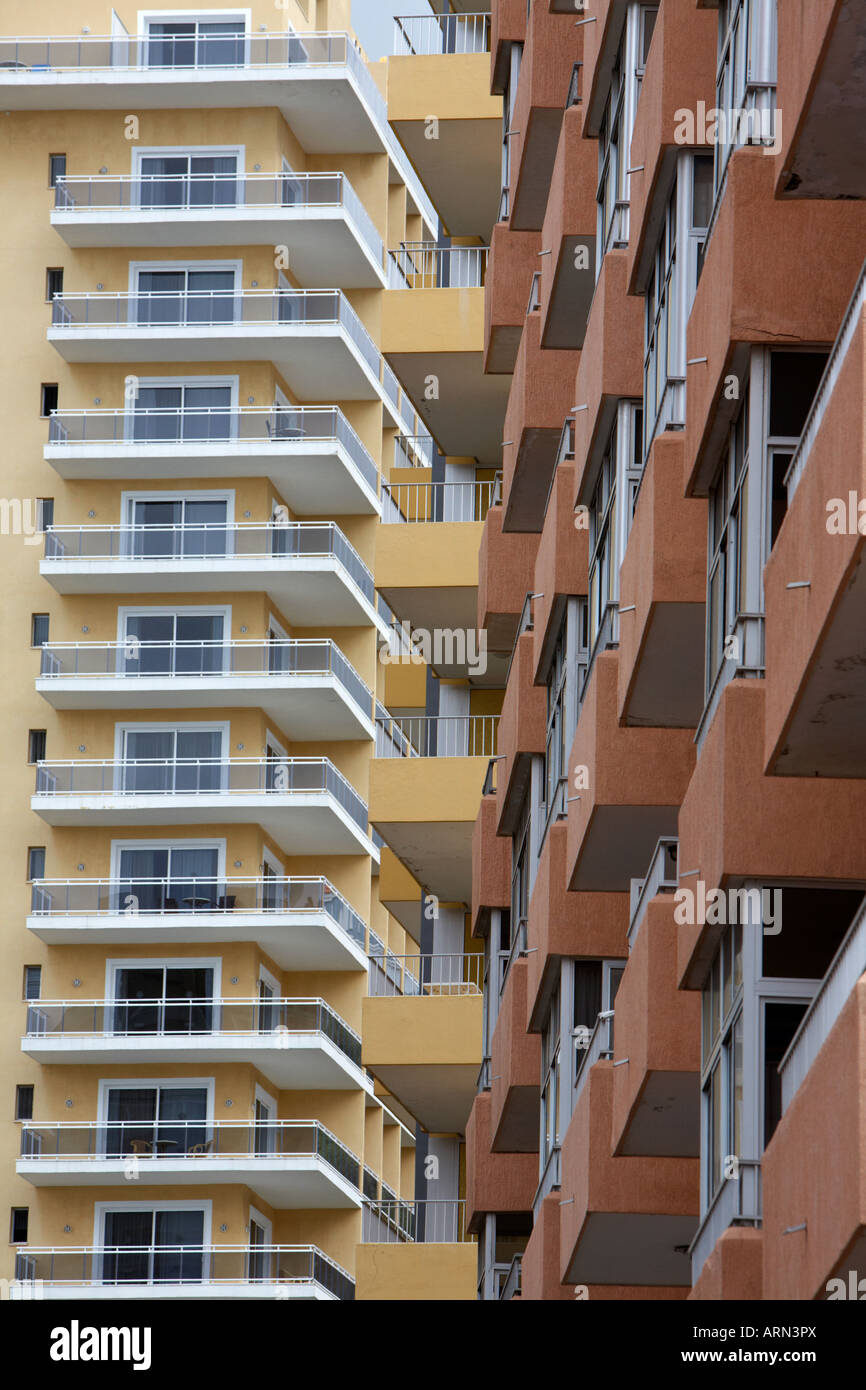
[469,0,866,1302]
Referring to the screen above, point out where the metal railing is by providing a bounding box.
[375,714,499,759]
[42,519,375,604]
[574,1010,614,1109]
[38,638,372,717]
[361,1200,472,1243]
[20,1118,359,1180]
[500,1254,523,1300]
[29,875,368,948]
[779,892,866,1113]
[24,996,362,1066]
[15,1243,354,1299]
[381,479,497,523]
[393,433,435,469]
[51,284,380,367]
[387,242,488,289]
[368,952,483,998]
[33,756,368,832]
[47,405,378,494]
[628,838,679,950]
[689,1159,762,1285]
[393,14,491,55]
[54,170,383,265]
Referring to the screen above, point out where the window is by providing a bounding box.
[40,385,58,418]
[596,5,658,268]
[10,1209,28,1244]
[45,268,63,302]
[500,42,523,219]
[23,966,41,1001]
[115,844,221,913]
[543,622,568,826]
[122,610,226,676]
[99,1207,206,1283]
[643,153,714,457]
[704,350,828,701]
[110,966,215,1035]
[133,265,239,327]
[701,923,743,1205]
[15,1086,34,1122]
[144,18,246,68]
[48,154,66,188]
[714,0,778,197]
[26,847,45,882]
[130,381,234,443]
[124,495,230,558]
[27,730,46,765]
[119,725,225,794]
[509,794,531,975]
[31,614,49,647]
[102,1086,210,1155]
[36,499,54,531]
[586,402,643,659]
[540,980,561,1170]
[136,152,239,209]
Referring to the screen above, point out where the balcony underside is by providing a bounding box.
[616,1073,701,1158]
[511,109,564,231]
[22,1034,366,1091]
[16,1157,361,1208]
[26,909,368,971]
[569,807,680,892]
[622,603,706,729]
[563,1212,696,1288]
[0,67,391,157]
[40,560,379,630]
[51,210,384,287]
[47,326,379,403]
[36,676,373,742]
[384,351,511,465]
[781,0,866,199]
[44,441,379,515]
[31,795,375,858]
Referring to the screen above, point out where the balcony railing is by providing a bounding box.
[47,405,379,494]
[381,479,498,524]
[387,242,488,290]
[29,874,368,945]
[689,1159,762,1285]
[393,14,491,56]
[54,170,383,265]
[393,433,435,469]
[24,996,362,1066]
[375,713,499,759]
[38,638,373,716]
[51,284,380,364]
[20,1118,359,1181]
[15,1243,355,1299]
[42,520,375,604]
[574,1009,614,1110]
[368,952,483,998]
[627,837,679,950]
[361,1200,472,1243]
[33,757,368,831]
[500,1254,523,1301]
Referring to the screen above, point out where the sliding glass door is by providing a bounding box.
[119,727,224,793]
[110,965,215,1035]
[125,497,229,558]
[131,384,233,443]
[101,1207,206,1285]
[138,154,238,209]
[122,612,226,676]
[115,845,220,912]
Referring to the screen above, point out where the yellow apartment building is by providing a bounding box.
[0,0,501,1302]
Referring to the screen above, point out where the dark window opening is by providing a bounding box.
[15,1086,34,1122]
[10,1209,28,1244]
[40,385,58,418]
[31,614,49,648]
[26,847,45,882]
[27,730,46,765]
[48,154,66,188]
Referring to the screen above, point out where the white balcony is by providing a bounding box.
[18,1119,362,1209]
[32,756,375,858]
[13,1243,355,1300]
[45,406,380,515]
[387,242,489,290]
[393,13,491,56]
[0,28,436,233]
[41,522,382,630]
[22,996,367,1091]
[52,173,385,288]
[37,638,374,741]
[27,875,370,971]
[48,289,384,403]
